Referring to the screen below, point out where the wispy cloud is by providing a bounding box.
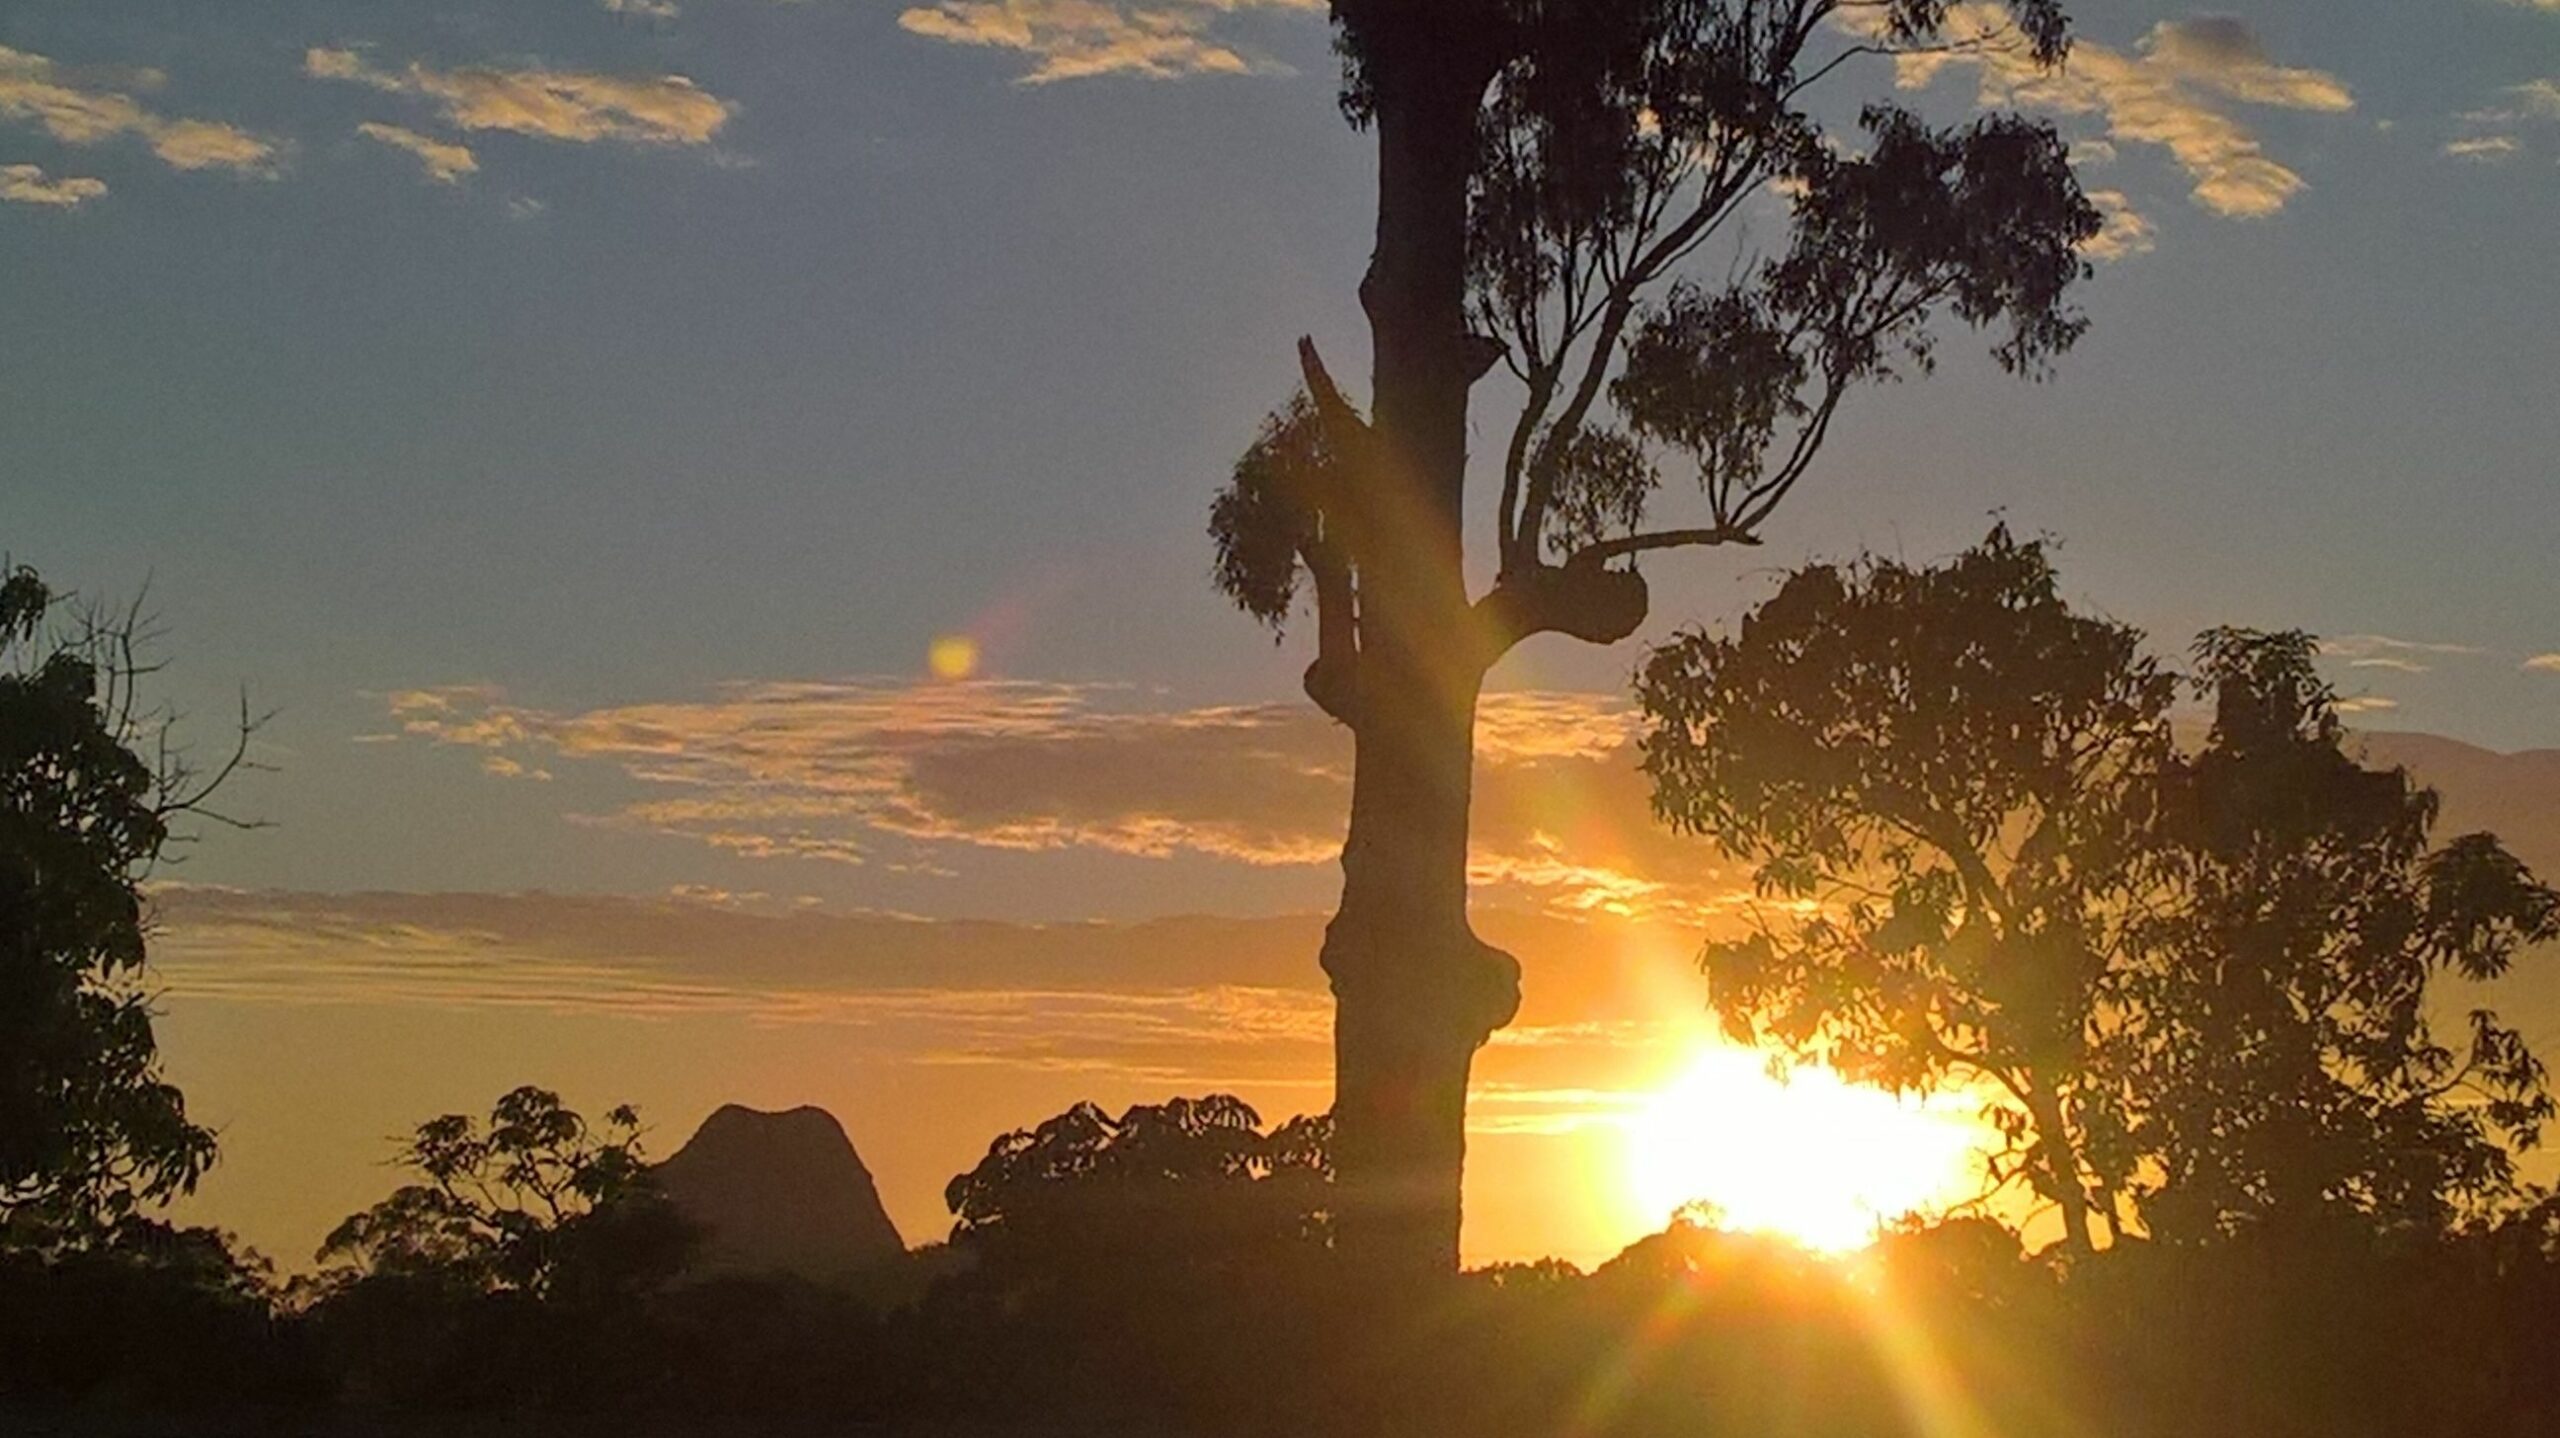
[0,161,105,207]
[2316,633,2485,673]
[374,680,1727,920]
[1893,9,2351,218]
[2444,134,2520,161]
[896,0,1321,84]
[2524,654,2560,674]
[306,47,731,148]
[356,121,477,183]
[604,0,682,18]
[0,45,279,175]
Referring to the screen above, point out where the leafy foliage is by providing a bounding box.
[1638,527,2171,1246]
[1217,0,2100,643]
[947,1094,1332,1282]
[1638,530,2556,1247]
[316,1086,694,1303]
[2123,631,2559,1241]
[0,561,245,1237]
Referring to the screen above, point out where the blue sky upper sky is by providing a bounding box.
[5,0,2556,920]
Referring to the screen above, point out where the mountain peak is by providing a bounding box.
[655,1102,906,1284]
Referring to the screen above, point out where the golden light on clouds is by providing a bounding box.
[928,634,980,681]
[1621,1046,1993,1253]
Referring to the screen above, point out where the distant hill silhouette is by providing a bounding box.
[2360,733,2560,879]
[655,1104,906,1284]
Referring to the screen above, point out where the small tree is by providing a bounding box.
[1636,528,2169,1251]
[318,1086,693,1303]
[2123,631,2557,1242]
[0,562,257,1241]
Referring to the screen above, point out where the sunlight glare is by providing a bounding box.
[1624,1046,1988,1253]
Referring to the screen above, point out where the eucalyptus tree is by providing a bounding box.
[1209,0,2100,1273]
[2125,631,2557,1243]
[1636,529,2171,1253]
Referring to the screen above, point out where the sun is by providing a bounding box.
[1622,1045,1990,1254]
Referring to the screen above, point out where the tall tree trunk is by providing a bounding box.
[1324,62,1513,1281]
[2022,1082,2094,1254]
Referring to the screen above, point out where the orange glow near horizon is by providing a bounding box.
[1620,1045,1995,1254]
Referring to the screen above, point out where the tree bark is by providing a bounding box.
[2022,1082,2094,1254]
[1323,59,1513,1281]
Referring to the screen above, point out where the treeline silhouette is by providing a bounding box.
[7,1095,2560,1436]
[6,540,2558,1435]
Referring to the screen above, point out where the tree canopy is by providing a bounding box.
[317,1086,694,1304]
[0,562,251,1240]
[1638,529,2557,1248]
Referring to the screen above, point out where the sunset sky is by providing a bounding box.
[7,0,2557,1268]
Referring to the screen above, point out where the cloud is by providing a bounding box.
[2444,134,2520,161]
[896,0,1321,84]
[2524,654,2560,674]
[2316,633,2484,672]
[376,679,1735,920]
[2333,695,2401,715]
[0,161,105,207]
[356,121,477,183]
[2506,79,2560,119]
[604,0,682,17]
[2080,188,2158,261]
[1892,8,2350,218]
[306,47,730,147]
[0,44,279,175]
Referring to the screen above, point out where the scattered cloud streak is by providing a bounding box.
[896,0,1322,84]
[0,45,279,175]
[376,680,1728,920]
[2317,633,2484,674]
[357,121,478,183]
[2444,134,2519,161]
[1894,8,2350,218]
[0,161,105,207]
[306,47,731,148]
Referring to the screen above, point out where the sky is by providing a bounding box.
[4,0,2557,1267]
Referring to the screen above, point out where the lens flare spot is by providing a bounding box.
[927,634,979,681]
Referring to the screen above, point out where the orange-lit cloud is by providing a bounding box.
[897,0,1320,84]
[0,44,280,175]
[376,681,1739,918]
[0,161,106,208]
[2079,189,2157,262]
[356,121,478,183]
[1891,8,2351,218]
[305,47,731,148]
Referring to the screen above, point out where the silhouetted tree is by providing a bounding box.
[1637,531,2557,1252]
[0,562,257,1243]
[316,1086,694,1303]
[2123,630,2557,1242]
[1210,1,2099,1274]
[1637,529,2169,1251]
[946,1094,1331,1287]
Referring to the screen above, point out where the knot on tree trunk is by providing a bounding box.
[1474,562,1652,664]
[1322,918,1522,1048]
